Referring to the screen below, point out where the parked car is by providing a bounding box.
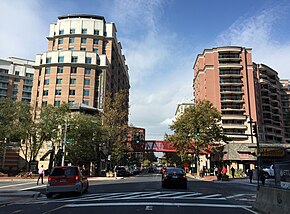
[115,166,128,177]
[262,165,275,179]
[162,167,187,189]
[46,166,88,198]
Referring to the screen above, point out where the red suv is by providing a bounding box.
[46,166,88,198]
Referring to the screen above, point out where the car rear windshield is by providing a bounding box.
[165,168,184,174]
[50,167,77,176]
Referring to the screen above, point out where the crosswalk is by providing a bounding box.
[15,191,256,205]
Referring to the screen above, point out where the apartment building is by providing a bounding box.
[175,99,194,118]
[31,14,130,112]
[0,57,34,102]
[193,46,257,169]
[280,79,290,143]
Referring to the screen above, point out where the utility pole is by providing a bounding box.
[61,118,68,166]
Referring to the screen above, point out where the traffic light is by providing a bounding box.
[253,124,258,137]
[136,133,140,144]
[196,128,201,137]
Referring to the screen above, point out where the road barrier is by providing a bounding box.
[254,186,290,214]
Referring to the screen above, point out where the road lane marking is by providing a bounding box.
[145,205,153,211]
[226,194,246,199]
[146,191,185,198]
[0,182,35,189]
[195,194,226,200]
[19,184,46,191]
[64,202,252,209]
[174,192,203,198]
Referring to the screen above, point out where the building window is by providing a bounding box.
[46,57,51,63]
[44,79,50,85]
[71,67,77,73]
[13,91,18,95]
[57,66,63,73]
[13,84,18,89]
[69,89,75,95]
[59,29,64,35]
[58,38,63,45]
[93,48,98,54]
[45,67,50,74]
[71,56,78,63]
[83,100,89,105]
[55,89,62,95]
[42,101,48,107]
[69,37,74,43]
[97,58,100,65]
[56,78,62,84]
[69,47,74,50]
[82,28,87,34]
[83,89,90,96]
[14,78,19,82]
[15,71,20,76]
[70,78,76,84]
[68,100,75,106]
[84,79,90,85]
[58,47,63,51]
[58,56,64,63]
[93,39,99,44]
[43,89,49,96]
[85,68,91,74]
[54,100,61,106]
[85,57,92,64]
[80,47,86,51]
[70,28,75,34]
[81,38,87,44]
[26,73,34,78]
[94,29,99,35]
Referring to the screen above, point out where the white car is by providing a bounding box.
[262,165,274,179]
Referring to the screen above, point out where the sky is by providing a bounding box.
[1,0,290,140]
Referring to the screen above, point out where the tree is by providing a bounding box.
[66,113,103,166]
[167,100,226,174]
[102,90,130,166]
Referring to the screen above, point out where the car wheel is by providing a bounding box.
[46,193,53,198]
[264,172,269,179]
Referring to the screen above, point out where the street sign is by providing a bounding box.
[66,140,73,144]
[255,148,285,157]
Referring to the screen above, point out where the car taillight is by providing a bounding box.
[183,175,186,178]
[75,175,79,182]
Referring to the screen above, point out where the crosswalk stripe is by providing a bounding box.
[174,192,203,198]
[195,194,226,200]
[146,192,185,199]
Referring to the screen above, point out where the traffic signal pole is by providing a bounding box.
[61,118,68,166]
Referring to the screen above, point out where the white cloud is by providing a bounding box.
[216,4,290,79]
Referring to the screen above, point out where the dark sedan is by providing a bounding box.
[162,167,187,189]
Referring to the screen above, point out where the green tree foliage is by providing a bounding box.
[102,90,130,166]
[66,113,103,166]
[167,100,226,171]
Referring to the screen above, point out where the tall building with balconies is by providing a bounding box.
[31,14,130,112]
[193,46,257,169]
[280,79,290,143]
[256,64,284,145]
[0,57,34,102]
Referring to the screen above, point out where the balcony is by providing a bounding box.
[219,63,243,69]
[222,124,247,129]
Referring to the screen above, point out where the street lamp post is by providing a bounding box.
[61,117,68,166]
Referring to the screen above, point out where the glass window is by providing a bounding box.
[54,100,61,106]
[94,29,99,35]
[70,78,76,84]
[13,84,18,89]
[57,66,63,73]
[58,38,63,44]
[14,78,19,82]
[71,56,78,63]
[83,89,90,96]
[59,29,64,35]
[93,48,98,54]
[44,79,49,85]
[56,78,62,84]
[69,47,74,50]
[46,57,51,63]
[84,79,90,85]
[71,67,77,73]
[58,56,64,63]
[97,59,100,65]
[26,73,34,78]
[15,71,20,76]
[13,91,18,95]
[81,38,86,44]
[82,28,87,34]
[68,100,75,106]
[85,57,92,64]
[45,67,50,74]
[85,68,91,74]
[70,29,75,34]
[69,37,74,43]
[69,89,75,95]
[83,100,89,105]
[42,101,48,107]
[93,39,99,44]
[43,90,49,96]
[55,89,62,95]
[80,47,86,51]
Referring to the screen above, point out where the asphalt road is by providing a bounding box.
[0,172,259,214]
